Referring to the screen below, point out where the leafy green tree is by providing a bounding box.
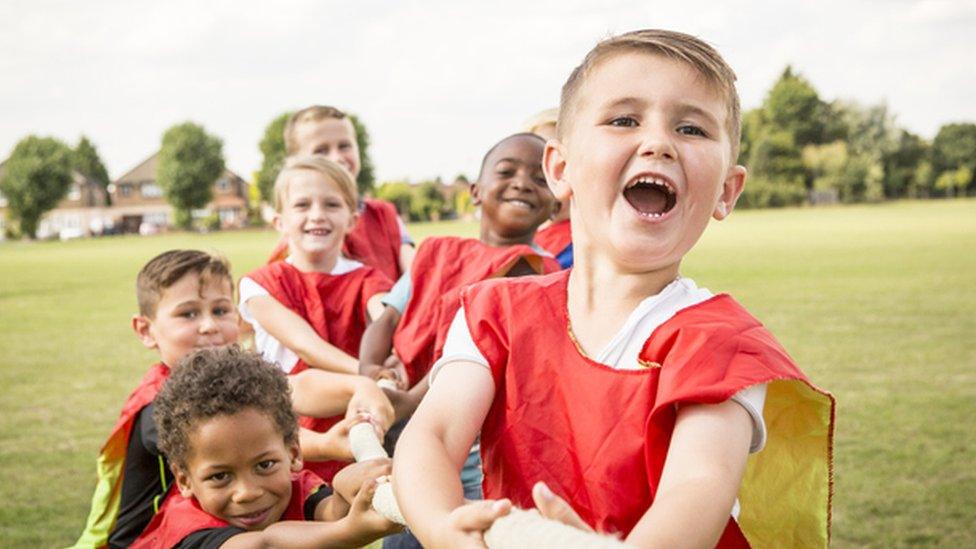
[72,136,111,204]
[883,130,928,198]
[157,122,225,230]
[375,181,414,219]
[256,112,290,203]
[349,114,376,196]
[762,66,829,148]
[741,130,807,208]
[931,123,976,194]
[410,181,447,221]
[935,166,972,197]
[0,135,74,238]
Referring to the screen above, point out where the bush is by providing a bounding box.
[738,176,807,209]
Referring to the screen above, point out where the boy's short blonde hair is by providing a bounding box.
[273,155,359,213]
[558,29,741,159]
[136,250,232,318]
[283,105,349,155]
[522,108,559,135]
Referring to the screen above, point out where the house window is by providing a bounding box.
[119,184,132,198]
[141,183,163,198]
[219,207,238,224]
[67,184,81,201]
[144,211,169,226]
[216,178,230,192]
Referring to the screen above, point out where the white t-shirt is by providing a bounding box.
[432,277,768,453]
[239,256,365,373]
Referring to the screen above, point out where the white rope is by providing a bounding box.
[348,422,628,548]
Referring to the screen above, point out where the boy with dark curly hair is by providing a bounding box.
[133,346,400,548]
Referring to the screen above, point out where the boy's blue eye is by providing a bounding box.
[677,125,707,137]
[609,116,638,127]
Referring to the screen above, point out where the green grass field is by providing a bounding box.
[1,201,973,547]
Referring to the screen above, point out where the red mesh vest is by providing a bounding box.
[462,271,834,546]
[392,237,560,387]
[245,261,392,481]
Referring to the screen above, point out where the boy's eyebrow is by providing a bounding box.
[676,103,722,129]
[600,96,646,111]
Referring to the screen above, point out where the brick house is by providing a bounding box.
[110,152,249,233]
[0,161,112,239]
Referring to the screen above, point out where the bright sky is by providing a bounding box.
[1,0,974,184]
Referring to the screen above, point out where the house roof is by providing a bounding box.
[115,151,247,185]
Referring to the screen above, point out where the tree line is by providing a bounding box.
[738,67,976,207]
[3,66,974,239]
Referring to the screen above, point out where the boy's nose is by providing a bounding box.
[232,479,262,504]
[638,126,677,161]
[198,314,218,333]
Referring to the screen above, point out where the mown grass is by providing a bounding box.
[1,201,973,547]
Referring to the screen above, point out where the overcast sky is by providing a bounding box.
[2,0,974,184]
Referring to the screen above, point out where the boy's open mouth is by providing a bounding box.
[624,177,676,217]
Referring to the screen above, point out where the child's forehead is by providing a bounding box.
[186,409,287,460]
[160,271,233,301]
[576,51,728,114]
[297,116,356,138]
[486,135,544,164]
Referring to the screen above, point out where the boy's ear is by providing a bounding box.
[173,467,194,499]
[543,140,572,203]
[469,182,482,206]
[713,164,747,221]
[288,440,303,472]
[271,212,283,233]
[132,315,158,350]
[346,210,360,232]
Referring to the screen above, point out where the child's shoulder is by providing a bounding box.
[463,269,568,304]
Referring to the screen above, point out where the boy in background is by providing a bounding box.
[267,105,414,281]
[74,250,240,548]
[524,107,573,268]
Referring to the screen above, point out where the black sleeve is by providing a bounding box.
[139,402,161,455]
[304,484,334,520]
[174,526,246,549]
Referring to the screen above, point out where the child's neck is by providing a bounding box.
[289,247,341,273]
[479,226,536,248]
[566,250,680,358]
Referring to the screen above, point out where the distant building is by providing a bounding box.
[110,152,249,234]
[0,152,250,240]
[0,161,112,240]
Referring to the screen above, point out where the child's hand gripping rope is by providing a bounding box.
[347,422,629,548]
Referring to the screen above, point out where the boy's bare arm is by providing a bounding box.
[625,399,753,549]
[366,293,388,324]
[398,243,416,273]
[218,481,399,548]
[246,295,359,374]
[358,305,400,378]
[393,360,506,547]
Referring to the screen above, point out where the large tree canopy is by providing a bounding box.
[72,135,111,205]
[0,135,74,238]
[157,122,225,229]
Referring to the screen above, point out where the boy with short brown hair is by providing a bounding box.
[394,29,834,548]
[74,250,240,548]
